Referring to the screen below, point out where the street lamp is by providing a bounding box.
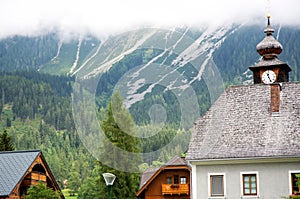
[102,173,116,199]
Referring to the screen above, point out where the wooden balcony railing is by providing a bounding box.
[162,184,189,195]
[31,172,47,182]
[23,172,47,186]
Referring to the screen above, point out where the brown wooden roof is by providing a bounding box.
[136,156,190,197]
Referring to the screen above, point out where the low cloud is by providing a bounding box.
[0,0,299,39]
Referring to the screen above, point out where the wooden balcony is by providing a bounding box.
[31,172,47,181]
[162,184,189,195]
[23,172,47,186]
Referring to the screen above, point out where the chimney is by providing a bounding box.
[270,84,281,114]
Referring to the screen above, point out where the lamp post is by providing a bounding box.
[102,173,116,199]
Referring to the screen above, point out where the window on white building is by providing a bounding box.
[290,171,300,195]
[242,174,257,195]
[240,172,259,197]
[210,174,225,197]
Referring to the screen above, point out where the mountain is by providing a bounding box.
[1,23,300,125]
[0,23,299,80]
[1,23,300,124]
[0,33,100,75]
[1,22,300,196]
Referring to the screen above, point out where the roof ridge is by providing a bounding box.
[226,81,300,90]
[0,149,41,154]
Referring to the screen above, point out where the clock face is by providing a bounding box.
[262,70,276,84]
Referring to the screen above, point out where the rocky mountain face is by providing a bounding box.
[1,24,299,78]
[0,24,299,120]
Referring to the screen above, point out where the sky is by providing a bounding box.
[0,0,300,39]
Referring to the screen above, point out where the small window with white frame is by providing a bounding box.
[209,173,225,197]
[180,176,187,184]
[289,171,300,195]
[240,172,259,197]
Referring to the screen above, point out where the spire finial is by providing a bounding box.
[267,13,271,26]
[264,13,274,35]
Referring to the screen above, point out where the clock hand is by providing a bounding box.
[267,73,271,82]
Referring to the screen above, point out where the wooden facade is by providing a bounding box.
[0,150,64,199]
[136,156,190,199]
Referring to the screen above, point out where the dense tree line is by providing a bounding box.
[0,34,58,71]
[0,71,74,130]
[0,71,82,188]
[0,70,190,198]
[279,27,300,81]
[0,129,14,151]
[76,92,191,198]
[90,92,140,199]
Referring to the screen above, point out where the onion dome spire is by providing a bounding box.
[256,14,283,59]
[249,14,291,84]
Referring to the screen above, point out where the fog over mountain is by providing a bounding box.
[0,0,300,183]
[1,0,300,40]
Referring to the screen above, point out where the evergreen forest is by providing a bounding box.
[0,70,191,198]
[0,24,300,198]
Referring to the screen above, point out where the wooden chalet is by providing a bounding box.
[0,150,64,199]
[136,156,190,199]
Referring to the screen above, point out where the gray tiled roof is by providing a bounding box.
[186,82,300,161]
[0,150,40,196]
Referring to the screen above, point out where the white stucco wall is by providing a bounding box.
[190,161,300,199]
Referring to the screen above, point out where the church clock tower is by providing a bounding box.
[249,15,291,84]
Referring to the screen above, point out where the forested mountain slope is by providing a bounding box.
[0,25,299,82]
[0,23,299,198]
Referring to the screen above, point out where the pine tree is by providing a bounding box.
[98,92,142,199]
[68,161,81,193]
[77,163,102,199]
[6,117,11,127]
[0,101,2,117]
[0,129,14,151]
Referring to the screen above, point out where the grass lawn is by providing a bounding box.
[62,189,77,199]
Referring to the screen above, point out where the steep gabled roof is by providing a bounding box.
[136,156,190,197]
[138,167,159,189]
[186,82,300,161]
[0,150,40,196]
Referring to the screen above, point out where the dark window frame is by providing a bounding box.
[291,172,300,194]
[242,174,257,196]
[166,177,172,184]
[174,175,179,184]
